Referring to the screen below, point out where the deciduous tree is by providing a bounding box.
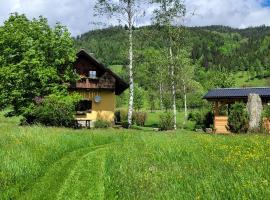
[0,14,77,114]
[94,0,145,128]
[150,0,186,129]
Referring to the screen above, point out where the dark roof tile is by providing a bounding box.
[204,87,270,100]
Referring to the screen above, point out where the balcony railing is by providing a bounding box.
[71,78,115,89]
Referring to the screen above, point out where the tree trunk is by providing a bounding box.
[183,82,188,120]
[169,46,177,130]
[159,82,163,110]
[127,4,134,128]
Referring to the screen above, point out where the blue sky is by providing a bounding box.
[0,0,270,36]
[262,0,270,7]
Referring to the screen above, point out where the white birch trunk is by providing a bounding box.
[127,4,134,128]
[183,82,188,121]
[169,46,177,130]
[159,82,163,110]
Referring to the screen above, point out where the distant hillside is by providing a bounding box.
[75,25,270,109]
[75,25,270,72]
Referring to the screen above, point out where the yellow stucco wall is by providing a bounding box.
[75,90,116,122]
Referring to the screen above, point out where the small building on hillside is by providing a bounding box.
[70,50,128,126]
[204,87,270,134]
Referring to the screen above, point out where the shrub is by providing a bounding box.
[134,84,145,110]
[115,109,128,122]
[94,119,111,128]
[114,110,121,124]
[203,111,214,129]
[133,111,147,126]
[188,110,213,130]
[22,93,81,127]
[227,103,249,133]
[115,109,147,127]
[188,111,203,129]
[263,105,270,118]
[261,105,270,134]
[122,121,129,129]
[159,112,174,131]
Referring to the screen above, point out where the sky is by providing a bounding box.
[0,0,270,36]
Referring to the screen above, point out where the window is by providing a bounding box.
[89,71,97,79]
[76,100,92,114]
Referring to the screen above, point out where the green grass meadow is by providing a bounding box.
[1,113,270,199]
[233,71,270,87]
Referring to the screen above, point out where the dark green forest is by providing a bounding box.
[75,25,270,110]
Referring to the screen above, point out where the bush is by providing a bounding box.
[115,109,147,127]
[122,121,129,129]
[94,119,111,128]
[134,84,145,110]
[114,110,121,124]
[227,103,249,133]
[133,111,147,126]
[263,105,270,118]
[159,112,174,131]
[115,109,128,122]
[188,112,203,129]
[188,110,213,130]
[261,105,270,134]
[22,93,81,127]
[203,111,214,129]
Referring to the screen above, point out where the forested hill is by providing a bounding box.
[75,25,270,73]
[75,25,270,109]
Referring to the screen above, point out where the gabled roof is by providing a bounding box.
[76,49,129,95]
[204,87,270,100]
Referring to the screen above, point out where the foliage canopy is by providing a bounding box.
[0,14,77,114]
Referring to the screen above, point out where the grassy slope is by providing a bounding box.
[234,71,270,87]
[1,114,270,199]
[146,111,195,129]
[108,65,124,75]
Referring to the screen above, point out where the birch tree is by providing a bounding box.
[174,49,198,121]
[94,0,144,128]
[150,0,186,129]
[142,48,167,110]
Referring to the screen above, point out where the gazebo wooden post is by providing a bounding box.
[214,101,219,116]
[213,101,219,133]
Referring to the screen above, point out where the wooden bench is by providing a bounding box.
[74,119,91,129]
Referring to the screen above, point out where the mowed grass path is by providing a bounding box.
[1,114,270,199]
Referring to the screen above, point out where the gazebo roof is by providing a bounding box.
[204,87,270,101]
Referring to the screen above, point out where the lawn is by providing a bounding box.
[234,71,270,87]
[0,113,270,199]
[145,111,195,130]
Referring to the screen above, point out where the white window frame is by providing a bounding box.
[89,70,97,79]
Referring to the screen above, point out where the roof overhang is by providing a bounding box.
[203,87,270,102]
[76,49,129,95]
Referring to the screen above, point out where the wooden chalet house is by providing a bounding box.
[70,50,128,126]
[204,87,270,133]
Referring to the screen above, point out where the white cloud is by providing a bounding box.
[0,0,96,36]
[0,0,270,36]
[184,0,270,28]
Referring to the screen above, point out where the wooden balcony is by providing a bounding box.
[70,78,115,90]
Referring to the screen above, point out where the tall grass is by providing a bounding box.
[104,133,270,199]
[0,113,270,199]
[0,114,124,199]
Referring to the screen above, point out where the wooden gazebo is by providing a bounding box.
[204,87,270,133]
